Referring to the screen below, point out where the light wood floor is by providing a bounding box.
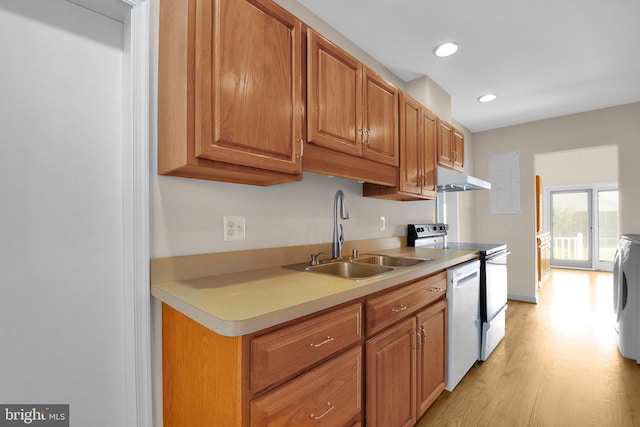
[417,268,640,426]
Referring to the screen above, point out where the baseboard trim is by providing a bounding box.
[508,294,538,304]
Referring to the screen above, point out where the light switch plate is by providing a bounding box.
[223,216,245,241]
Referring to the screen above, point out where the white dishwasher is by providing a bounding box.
[445,259,481,391]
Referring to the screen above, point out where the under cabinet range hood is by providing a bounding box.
[436,167,491,192]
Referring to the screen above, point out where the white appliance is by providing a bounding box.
[408,224,508,362]
[445,259,481,391]
[614,234,640,364]
[480,250,509,361]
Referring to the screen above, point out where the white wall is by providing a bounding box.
[535,145,618,187]
[0,1,129,425]
[473,103,640,302]
[149,0,443,259]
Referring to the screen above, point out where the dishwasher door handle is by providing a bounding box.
[452,270,479,287]
[486,251,511,264]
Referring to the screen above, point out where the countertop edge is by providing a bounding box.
[152,249,478,336]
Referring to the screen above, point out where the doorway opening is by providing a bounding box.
[534,146,618,273]
[548,185,618,271]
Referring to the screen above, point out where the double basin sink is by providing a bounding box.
[285,254,433,280]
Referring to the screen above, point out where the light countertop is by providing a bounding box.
[151,247,477,336]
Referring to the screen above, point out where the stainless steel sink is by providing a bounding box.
[352,254,430,267]
[306,261,392,279]
[283,253,433,280]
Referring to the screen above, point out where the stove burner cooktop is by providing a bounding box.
[407,223,506,257]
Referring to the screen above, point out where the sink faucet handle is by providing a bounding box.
[310,252,328,266]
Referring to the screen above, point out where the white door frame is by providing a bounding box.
[544,182,618,272]
[121,1,152,426]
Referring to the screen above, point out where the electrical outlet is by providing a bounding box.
[379,216,386,231]
[223,216,245,241]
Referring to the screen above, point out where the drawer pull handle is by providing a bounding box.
[430,287,443,293]
[310,336,334,348]
[391,304,408,313]
[310,402,334,420]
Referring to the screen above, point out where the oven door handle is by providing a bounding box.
[486,251,511,264]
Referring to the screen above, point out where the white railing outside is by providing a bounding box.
[553,233,584,260]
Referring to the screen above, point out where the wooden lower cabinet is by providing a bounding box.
[365,299,447,427]
[162,302,363,427]
[366,317,417,427]
[537,232,551,285]
[251,346,362,426]
[161,272,448,427]
[416,300,447,414]
[250,303,362,393]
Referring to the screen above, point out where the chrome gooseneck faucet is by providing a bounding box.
[332,190,350,259]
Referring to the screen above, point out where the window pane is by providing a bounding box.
[598,190,618,262]
[551,191,590,261]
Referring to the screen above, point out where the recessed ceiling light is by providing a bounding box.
[434,42,459,58]
[478,94,497,103]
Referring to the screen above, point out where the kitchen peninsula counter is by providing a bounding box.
[151,243,477,336]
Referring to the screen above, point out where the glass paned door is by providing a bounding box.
[595,190,618,269]
[550,190,592,269]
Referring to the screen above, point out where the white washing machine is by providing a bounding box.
[613,234,640,364]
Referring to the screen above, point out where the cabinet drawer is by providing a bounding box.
[366,272,446,335]
[251,303,362,392]
[251,346,362,426]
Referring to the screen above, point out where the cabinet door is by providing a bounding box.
[194,0,303,174]
[307,29,363,157]
[436,118,453,168]
[420,107,437,195]
[362,69,399,166]
[416,299,447,417]
[366,317,417,427]
[398,94,422,195]
[452,128,465,171]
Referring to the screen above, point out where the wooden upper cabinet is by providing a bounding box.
[363,93,436,200]
[396,93,437,197]
[436,118,453,168]
[420,105,437,193]
[436,117,464,172]
[362,69,399,165]
[307,29,363,157]
[306,29,399,180]
[158,0,304,185]
[399,95,422,195]
[452,127,465,171]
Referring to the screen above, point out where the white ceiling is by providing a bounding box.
[297,0,640,132]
